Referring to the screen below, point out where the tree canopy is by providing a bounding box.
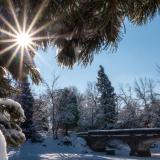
[0,0,159,85]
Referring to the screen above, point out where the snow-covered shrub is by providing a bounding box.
[31,131,47,143]
[0,98,26,147]
[62,136,72,145]
[74,137,92,153]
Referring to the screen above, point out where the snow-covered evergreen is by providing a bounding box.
[96,65,116,129]
[55,88,79,135]
[0,98,25,159]
[0,98,25,147]
[17,78,34,139]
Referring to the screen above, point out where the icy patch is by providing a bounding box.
[40,153,109,160]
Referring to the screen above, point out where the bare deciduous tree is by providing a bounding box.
[85,82,98,128]
[134,78,158,107]
[43,75,59,138]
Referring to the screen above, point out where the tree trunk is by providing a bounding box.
[54,122,59,139]
[52,100,55,138]
[65,127,68,136]
[91,106,94,128]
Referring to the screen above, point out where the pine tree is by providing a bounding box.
[56,88,79,135]
[18,77,34,139]
[0,1,159,70]
[0,98,26,147]
[96,65,116,129]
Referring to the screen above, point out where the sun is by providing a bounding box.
[16,32,32,48]
[0,0,50,60]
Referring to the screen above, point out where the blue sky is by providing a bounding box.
[34,16,160,93]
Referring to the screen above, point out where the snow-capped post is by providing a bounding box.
[0,130,8,160]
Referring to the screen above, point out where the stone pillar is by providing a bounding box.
[86,136,107,151]
[128,140,151,157]
[136,148,151,157]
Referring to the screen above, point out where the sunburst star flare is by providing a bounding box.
[16,32,32,48]
[0,0,50,60]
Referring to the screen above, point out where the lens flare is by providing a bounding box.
[16,32,31,48]
[0,0,50,55]
[0,0,50,74]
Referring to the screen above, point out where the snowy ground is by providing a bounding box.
[8,136,160,160]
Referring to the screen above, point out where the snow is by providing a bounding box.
[0,98,25,147]
[0,130,8,160]
[0,98,21,109]
[88,128,160,133]
[0,98,25,121]
[8,135,160,160]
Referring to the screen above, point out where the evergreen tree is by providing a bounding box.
[56,88,79,135]
[96,65,116,129]
[0,67,25,148]
[18,77,34,139]
[0,98,26,147]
